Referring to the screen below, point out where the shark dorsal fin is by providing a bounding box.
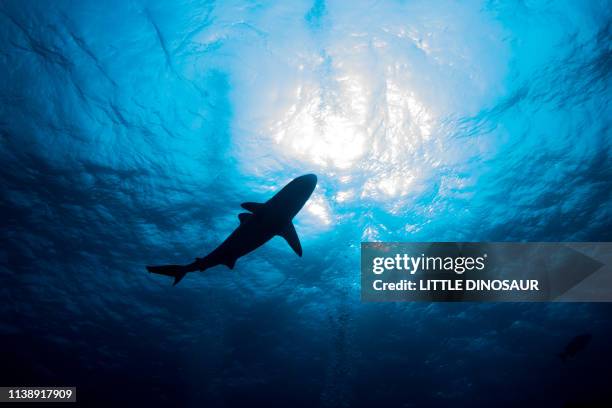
[241,202,264,213]
[238,212,252,224]
[278,222,302,257]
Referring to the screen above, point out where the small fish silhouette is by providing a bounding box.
[558,333,591,362]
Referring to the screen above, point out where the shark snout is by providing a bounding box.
[300,173,318,190]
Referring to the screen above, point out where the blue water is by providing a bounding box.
[1,0,611,406]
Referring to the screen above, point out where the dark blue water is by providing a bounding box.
[1,1,611,406]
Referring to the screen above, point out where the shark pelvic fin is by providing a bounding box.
[279,222,302,257]
[224,258,236,269]
[241,202,265,213]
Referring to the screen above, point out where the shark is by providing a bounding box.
[146,174,317,285]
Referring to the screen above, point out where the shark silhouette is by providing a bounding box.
[146,174,317,285]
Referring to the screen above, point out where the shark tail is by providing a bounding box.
[146,257,212,286]
[147,262,199,286]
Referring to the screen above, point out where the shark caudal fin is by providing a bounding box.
[147,259,204,286]
[146,264,189,285]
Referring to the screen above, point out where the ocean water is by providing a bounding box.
[1,0,611,406]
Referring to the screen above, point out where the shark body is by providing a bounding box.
[147,174,317,285]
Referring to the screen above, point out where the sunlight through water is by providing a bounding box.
[228,0,508,233]
[1,0,611,405]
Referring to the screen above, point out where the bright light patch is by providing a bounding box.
[271,78,367,170]
[230,1,512,229]
[304,194,332,225]
[269,73,434,197]
[335,190,354,202]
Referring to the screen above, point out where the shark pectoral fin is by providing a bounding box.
[279,222,302,257]
[241,202,264,213]
[238,212,252,224]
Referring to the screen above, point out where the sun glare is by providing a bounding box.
[264,65,436,226]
